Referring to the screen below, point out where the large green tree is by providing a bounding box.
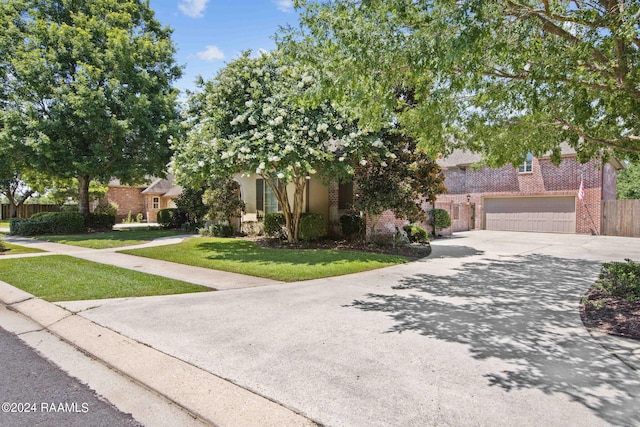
[617,161,640,199]
[173,51,388,242]
[353,129,446,231]
[288,0,640,165]
[0,0,182,220]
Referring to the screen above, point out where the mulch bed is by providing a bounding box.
[251,237,432,259]
[580,286,640,341]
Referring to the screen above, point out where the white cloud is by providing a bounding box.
[274,0,294,13]
[197,45,225,61]
[178,0,210,18]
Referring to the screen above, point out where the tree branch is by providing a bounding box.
[505,1,611,66]
[483,68,640,99]
[553,118,640,154]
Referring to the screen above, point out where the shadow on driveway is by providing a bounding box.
[348,254,639,426]
[428,245,485,259]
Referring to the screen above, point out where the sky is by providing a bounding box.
[148,0,301,96]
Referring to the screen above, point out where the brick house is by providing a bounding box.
[231,145,621,236]
[434,145,622,235]
[100,175,182,223]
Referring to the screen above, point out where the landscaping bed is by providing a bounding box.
[254,237,432,259]
[580,259,640,341]
[580,289,640,340]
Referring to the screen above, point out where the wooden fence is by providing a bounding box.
[601,200,640,238]
[0,204,60,219]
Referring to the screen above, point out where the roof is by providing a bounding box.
[140,174,183,197]
[438,143,579,169]
[106,178,148,188]
[108,174,183,197]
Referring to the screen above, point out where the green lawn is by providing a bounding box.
[120,237,408,282]
[0,241,45,256]
[0,255,211,301]
[0,220,9,228]
[36,229,187,249]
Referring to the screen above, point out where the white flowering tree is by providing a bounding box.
[173,51,389,242]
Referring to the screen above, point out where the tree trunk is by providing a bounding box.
[6,191,34,218]
[8,203,17,218]
[264,176,308,243]
[77,175,91,223]
[291,177,306,241]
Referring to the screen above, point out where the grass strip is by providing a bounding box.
[0,242,45,256]
[35,229,186,249]
[0,255,211,301]
[120,237,408,282]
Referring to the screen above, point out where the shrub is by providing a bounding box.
[340,214,365,238]
[89,213,115,230]
[264,212,286,238]
[157,208,180,229]
[204,223,235,237]
[299,213,327,241]
[598,259,640,302]
[430,208,451,233]
[60,204,79,213]
[93,202,118,216]
[403,225,429,243]
[9,212,85,236]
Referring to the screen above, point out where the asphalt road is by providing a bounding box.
[0,326,140,427]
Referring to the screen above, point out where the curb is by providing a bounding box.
[0,280,317,427]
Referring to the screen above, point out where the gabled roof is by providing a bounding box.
[140,174,183,197]
[107,174,183,197]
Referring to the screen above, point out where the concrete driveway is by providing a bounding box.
[65,231,640,426]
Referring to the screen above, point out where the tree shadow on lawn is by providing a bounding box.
[348,254,640,425]
[194,240,407,265]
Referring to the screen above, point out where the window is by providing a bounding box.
[264,184,279,214]
[152,197,160,210]
[256,179,280,215]
[518,153,533,173]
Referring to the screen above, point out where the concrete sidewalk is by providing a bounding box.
[1,230,639,426]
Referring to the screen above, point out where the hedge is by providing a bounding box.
[10,212,85,236]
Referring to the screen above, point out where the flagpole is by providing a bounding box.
[578,174,599,235]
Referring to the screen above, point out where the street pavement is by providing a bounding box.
[0,325,141,427]
[1,230,640,426]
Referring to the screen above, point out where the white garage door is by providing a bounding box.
[484,197,576,233]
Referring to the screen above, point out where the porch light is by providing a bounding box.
[466,194,471,203]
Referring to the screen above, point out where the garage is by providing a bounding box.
[483,197,576,233]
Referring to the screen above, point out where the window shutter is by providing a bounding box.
[256,179,264,211]
[338,182,354,210]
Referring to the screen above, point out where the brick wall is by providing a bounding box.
[438,156,605,234]
[101,186,146,222]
